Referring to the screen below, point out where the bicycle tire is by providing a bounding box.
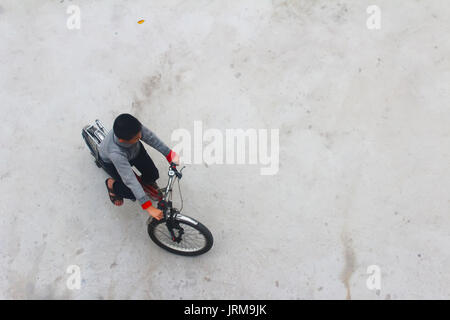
[148,216,213,256]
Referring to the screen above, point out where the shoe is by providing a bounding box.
[105,178,123,206]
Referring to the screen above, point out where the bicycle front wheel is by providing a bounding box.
[148,215,213,256]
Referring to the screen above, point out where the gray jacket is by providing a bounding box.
[98,125,171,206]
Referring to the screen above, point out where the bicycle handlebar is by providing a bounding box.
[170,162,184,179]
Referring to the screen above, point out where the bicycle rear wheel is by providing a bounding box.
[148,214,213,256]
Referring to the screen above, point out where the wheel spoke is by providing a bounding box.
[152,221,207,252]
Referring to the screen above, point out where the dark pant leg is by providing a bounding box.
[102,161,136,200]
[130,142,160,184]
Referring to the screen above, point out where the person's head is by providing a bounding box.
[113,113,142,144]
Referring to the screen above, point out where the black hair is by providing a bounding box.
[113,113,142,140]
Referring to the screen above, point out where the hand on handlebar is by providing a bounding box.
[146,206,163,220]
[171,152,180,166]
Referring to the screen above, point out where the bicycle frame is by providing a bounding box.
[157,163,184,217]
[162,164,181,201]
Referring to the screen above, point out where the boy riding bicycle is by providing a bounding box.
[98,113,179,221]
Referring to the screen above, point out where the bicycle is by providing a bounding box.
[82,120,214,256]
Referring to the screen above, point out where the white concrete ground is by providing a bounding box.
[1,0,449,299]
